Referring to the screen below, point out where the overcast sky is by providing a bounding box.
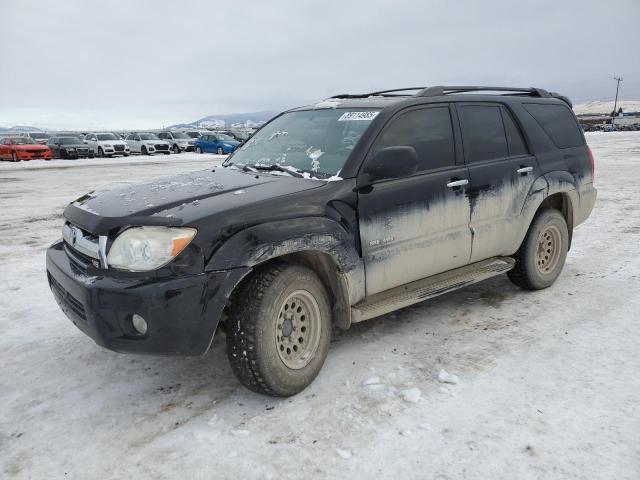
[1,0,639,129]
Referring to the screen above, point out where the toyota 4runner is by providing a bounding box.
[46,86,597,396]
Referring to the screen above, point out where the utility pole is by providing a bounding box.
[612,76,623,128]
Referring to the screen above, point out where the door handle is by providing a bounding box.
[517,166,533,175]
[446,179,469,188]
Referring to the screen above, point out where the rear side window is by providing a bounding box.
[374,106,455,172]
[501,108,528,156]
[458,105,508,163]
[523,103,583,148]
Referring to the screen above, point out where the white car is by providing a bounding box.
[124,133,171,155]
[157,131,196,154]
[84,132,130,157]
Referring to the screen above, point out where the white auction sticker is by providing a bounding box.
[338,111,380,121]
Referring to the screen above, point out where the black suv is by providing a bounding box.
[46,86,596,396]
[47,136,94,159]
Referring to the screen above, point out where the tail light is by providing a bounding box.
[587,145,595,183]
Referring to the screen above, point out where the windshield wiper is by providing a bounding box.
[247,164,304,178]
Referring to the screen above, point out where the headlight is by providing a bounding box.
[107,226,197,271]
[66,147,76,152]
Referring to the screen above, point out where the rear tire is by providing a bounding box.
[508,209,568,290]
[196,146,203,154]
[226,263,332,396]
[217,147,224,155]
[11,151,18,162]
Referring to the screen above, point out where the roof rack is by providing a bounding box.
[416,85,551,98]
[329,85,572,106]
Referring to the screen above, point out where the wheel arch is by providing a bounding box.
[208,217,365,330]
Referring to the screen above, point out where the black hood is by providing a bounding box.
[64,167,324,234]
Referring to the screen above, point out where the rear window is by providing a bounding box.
[501,108,528,156]
[458,105,508,163]
[523,103,583,148]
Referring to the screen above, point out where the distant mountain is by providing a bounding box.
[0,124,43,134]
[574,100,640,115]
[168,111,278,129]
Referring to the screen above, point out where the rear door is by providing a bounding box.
[456,103,542,261]
[358,105,472,295]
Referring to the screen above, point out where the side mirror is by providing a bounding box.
[362,146,419,181]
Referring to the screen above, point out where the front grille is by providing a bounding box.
[28,149,43,155]
[77,148,89,154]
[48,273,87,322]
[155,144,169,151]
[114,145,125,152]
[62,222,101,267]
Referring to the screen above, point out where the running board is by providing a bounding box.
[351,257,515,323]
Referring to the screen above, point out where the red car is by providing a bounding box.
[0,136,52,161]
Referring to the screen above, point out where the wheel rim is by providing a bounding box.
[275,289,322,370]
[535,224,562,274]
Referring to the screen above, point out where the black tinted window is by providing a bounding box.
[501,108,528,156]
[459,105,508,163]
[374,107,455,172]
[523,103,583,148]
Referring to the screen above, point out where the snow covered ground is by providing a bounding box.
[1,133,639,479]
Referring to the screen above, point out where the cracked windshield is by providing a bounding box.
[226,108,380,178]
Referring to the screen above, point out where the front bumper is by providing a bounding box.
[16,151,51,160]
[46,240,249,356]
[61,150,92,159]
[102,147,130,156]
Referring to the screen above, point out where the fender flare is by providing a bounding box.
[516,171,577,251]
[206,217,365,329]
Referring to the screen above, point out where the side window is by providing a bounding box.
[500,108,528,156]
[373,107,455,172]
[158,133,168,139]
[523,103,583,148]
[458,105,508,163]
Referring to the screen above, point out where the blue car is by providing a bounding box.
[194,133,240,155]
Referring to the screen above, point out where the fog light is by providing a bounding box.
[131,314,148,335]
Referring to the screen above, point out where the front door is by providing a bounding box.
[358,105,473,295]
[456,103,543,261]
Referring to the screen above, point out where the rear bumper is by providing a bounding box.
[46,240,249,356]
[575,183,597,227]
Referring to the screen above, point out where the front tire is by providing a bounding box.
[173,144,180,154]
[12,151,18,162]
[217,147,224,155]
[226,263,332,396]
[508,209,569,290]
[141,145,149,156]
[195,146,203,154]
[97,147,104,158]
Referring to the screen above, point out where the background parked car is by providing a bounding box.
[184,130,204,139]
[157,131,195,153]
[47,136,94,159]
[194,133,239,154]
[0,136,52,161]
[23,132,51,144]
[125,133,171,155]
[83,132,131,157]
